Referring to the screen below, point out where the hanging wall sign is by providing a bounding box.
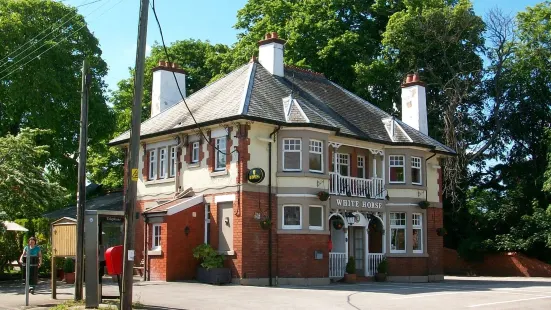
[247,168,265,184]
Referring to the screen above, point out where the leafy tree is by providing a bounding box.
[0,0,115,193]
[0,128,66,220]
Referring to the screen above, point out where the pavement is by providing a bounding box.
[1,276,551,309]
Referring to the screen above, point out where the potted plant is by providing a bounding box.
[260,218,271,230]
[332,217,344,230]
[317,191,330,201]
[436,227,447,236]
[344,257,356,283]
[63,258,75,284]
[375,258,388,282]
[193,244,231,285]
[56,257,65,281]
[418,200,430,209]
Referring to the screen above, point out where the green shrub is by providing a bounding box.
[192,244,224,270]
[63,258,74,273]
[377,258,388,274]
[345,256,355,274]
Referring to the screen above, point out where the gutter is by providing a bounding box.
[267,125,281,286]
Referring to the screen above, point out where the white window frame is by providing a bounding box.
[191,141,200,164]
[215,137,226,171]
[389,155,405,184]
[411,156,422,185]
[412,213,423,254]
[336,153,350,176]
[390,212,406,253]
[308,205,323,230]
[159,147,168,179]
[282,138,302,171]
[152,224,162,250]
[148,149,157,180]
[308,139,323,173]
[169,146,177,178]
[357,155,365,178]
[282,205,302,229]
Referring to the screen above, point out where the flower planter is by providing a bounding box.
[64,272,75,284]
[344,273,356,284]
[375,273,387,282]
[196,267,231,285]
[436,227,447,236]
[56,269,64,281]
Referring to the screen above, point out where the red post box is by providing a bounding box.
[105,245,124,275]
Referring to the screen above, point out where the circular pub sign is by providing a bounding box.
[247,168,265,184]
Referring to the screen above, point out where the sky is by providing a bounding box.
[58,0,544,94]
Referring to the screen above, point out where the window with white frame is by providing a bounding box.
[159,148,167,178]
[357,156,365,178]
[169,146,177,177]
[309,205,323,230]
[412,213,423,253]
[148,149,157,180]
[337,153,350,176]
[389,155,405,183]
[282,205,301,229]
[309,139,323,173]
[283,138,302,171]
[411,156,422,185]
[152,224,162,250]
[215,137,226,171]
[191,141,199,163]
[390,212,406,253]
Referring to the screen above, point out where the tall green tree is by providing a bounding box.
[0,0,115,193]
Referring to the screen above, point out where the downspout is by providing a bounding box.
[143,215,148,281]
[268,125,281,287]
[174,134,185,195]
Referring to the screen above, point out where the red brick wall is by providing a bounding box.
[350,147,358,178]
[148,222,168,281]
[427,207,444,275]
[134,201,146,265]
[277,234,329,278]
[166,203,205,281]
[236,124,250,183]
[387,257,428,276]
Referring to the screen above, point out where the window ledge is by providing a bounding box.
[210,170,228,177]
[277,229,330,235]
[148,250,162,256]
[145,178,174,185]
[218,250,235,256]
[188,163,201,168]
[386,253,429,258]
[276,172,330,179]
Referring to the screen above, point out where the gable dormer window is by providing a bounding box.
[283,138,302,171]
[148,149,157,180]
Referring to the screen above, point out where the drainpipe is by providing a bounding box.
[268,126,281,287]
[174,134,185,195]
[143,215,148,281]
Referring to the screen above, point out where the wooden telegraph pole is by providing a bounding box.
[75,59,90,300]
[121,0,149,308]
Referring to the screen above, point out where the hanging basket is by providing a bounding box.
[418,200,430,209]
[317,191,330,201]
[436,227,447,236]
[260,218,272,230]
[332,217,344,230]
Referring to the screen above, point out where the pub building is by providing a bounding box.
[109,32,454,285]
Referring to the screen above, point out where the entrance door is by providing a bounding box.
[218,202,233,252]
[353,227,364,276]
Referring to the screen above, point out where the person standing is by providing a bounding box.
[19,236,42,294]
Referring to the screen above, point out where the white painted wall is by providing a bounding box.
[249,123,277,187]
[258,42,284,77]
[426,156,441,203]
[401,85,428,135]
[151,69,186,118]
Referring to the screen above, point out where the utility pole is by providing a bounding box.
[121,0,149,309]
[75,59,90,301]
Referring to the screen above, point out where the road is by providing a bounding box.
[1,276,551,309]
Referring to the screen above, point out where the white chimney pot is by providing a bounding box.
[151,61,186,118]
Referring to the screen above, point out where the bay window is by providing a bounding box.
[389,155,405,183]
[308,205,323,230]
[412,213,423,253]
[283,138,302,171]
[282,205,302,229]
[411,156,422,185]
[309,139,323,173]
[390,212,406,253]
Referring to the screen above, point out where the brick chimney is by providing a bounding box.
[401,73,428,135]
[151,60,187,118]
[257,32,286,77]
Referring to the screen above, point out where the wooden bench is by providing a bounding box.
[133,258,145,276]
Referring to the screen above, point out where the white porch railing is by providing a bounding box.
[329,172,385,199]
[329,252,346,279]
[366,253,385,276]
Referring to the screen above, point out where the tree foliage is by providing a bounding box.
[0,0,115,194]
[0,128,66,219]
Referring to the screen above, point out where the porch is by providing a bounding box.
[328,210,386,280]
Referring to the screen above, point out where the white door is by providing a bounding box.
[353,227,364,276]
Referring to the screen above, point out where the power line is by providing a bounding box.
[0,0,105,70]
[0,0,125,81]
[150,0,237,156]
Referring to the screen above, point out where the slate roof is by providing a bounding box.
[43,191,124,219]
[109,61,455,155]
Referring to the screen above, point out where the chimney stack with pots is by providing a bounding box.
[151,60,187,118]
[401,72,428,135]
[257,32,286,77]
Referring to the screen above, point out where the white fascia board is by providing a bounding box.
[166,195,204,216]
[215,194,236,203]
